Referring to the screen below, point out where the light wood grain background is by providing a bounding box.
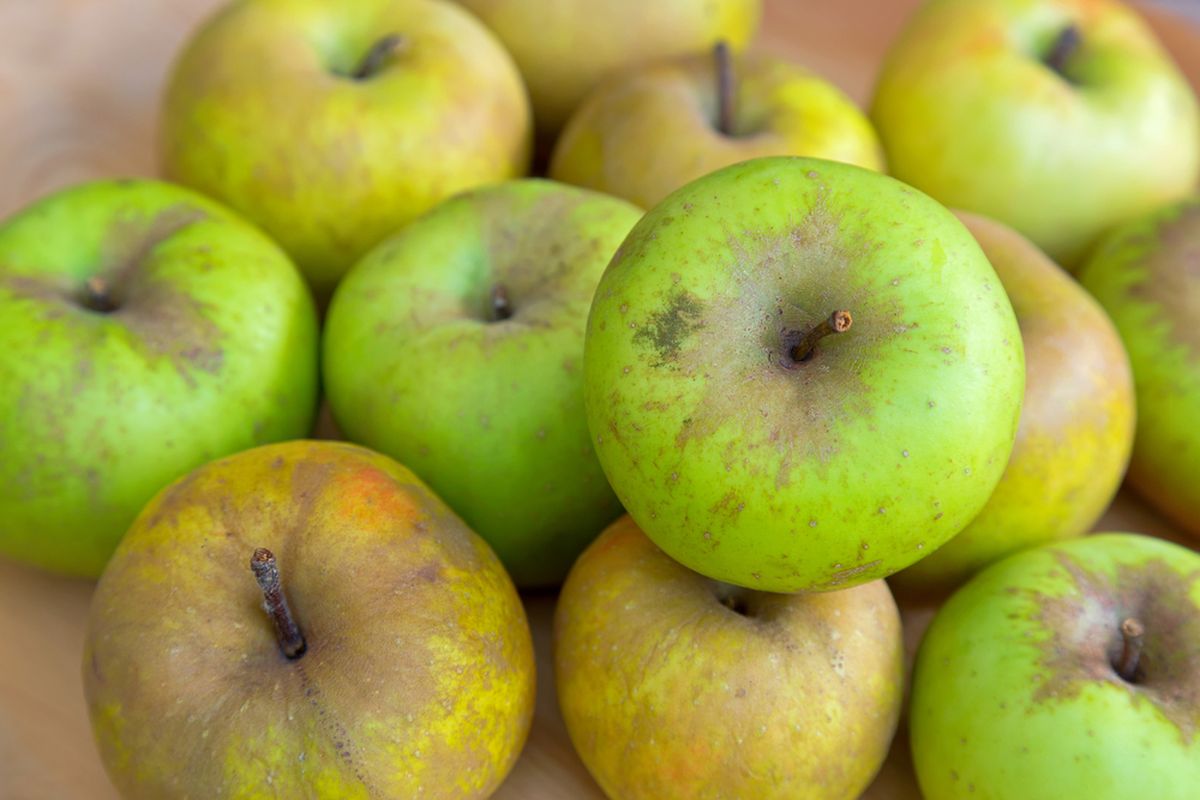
[1,1,1197,798]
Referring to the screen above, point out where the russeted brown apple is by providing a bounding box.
[83,440,535,799]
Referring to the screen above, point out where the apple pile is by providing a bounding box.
[0,0,1198,797]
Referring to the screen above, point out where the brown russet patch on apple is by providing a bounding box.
[1027,552,1200,743]
[1126,199,1200,357]
[666,197,904,488]
[821,560,884,589]
[632,289,705,366]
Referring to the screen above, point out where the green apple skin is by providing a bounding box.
[84,440,535,799]
[162,0,531,298]
[0,180,318,577]
[910,533,1200,800]
[453,0,760,134]
[556,515,904,800]
[893,212,1136,594]
[550,49,885,210]
[583,157,1025,593]
[1078,198,1200,538]
[324,180,642,587]
[871,0,1200,268]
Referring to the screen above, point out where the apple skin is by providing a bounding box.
[324,180,642,587]
[1079,199,1200,539]
[0,179,318,577]
[893,212,1136,594]
[550,49,884,210]
[910,533,1200,800]
[583,156,1025,592]
[83,440,535,799]
[453,0,760,134]
[871,0,1200,268]
[162,0,531,298]
[555,515,904,800]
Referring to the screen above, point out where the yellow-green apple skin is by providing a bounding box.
[162,0,531,298]
[871,0,1200,268]
[324,180,641,587]
[0,179,318,577]
[1078,198,1200,538]
[83,440,535,799]
[555,515,904,800]
[893,212,1136,594]
[550,50,885,210]
[910,533,1200,800]
[583,157,1025,593]
[453,0,760,134]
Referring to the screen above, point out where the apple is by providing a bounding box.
[550,43,885,210]
[1078,197,1200,538]
[870,0,1200,267]
[323,179,642,587]
[583,156,1025,592]
[555,515,904,800]
[909,533,1200,799]
[161,0,532,298]
[83,440,536,798]
[453,0,760,135]
[0,179,318,577]
[892,212,1136,594]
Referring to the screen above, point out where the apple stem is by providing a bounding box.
[352,33,405,80]
[490,283,513,321]
[1044,24,1081,78]
[251,548,307,660]
[791,310,853,363]
[714,40,735,137]
[82,276,118,313]
[1114,617,1144,682]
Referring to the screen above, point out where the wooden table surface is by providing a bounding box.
[1,1,1197,798]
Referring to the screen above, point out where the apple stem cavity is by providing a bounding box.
[250,547,307,660]
[81,276,119,313]
[490,283,513,322]
[1044,24,1082,79]
[352,33,405,81]
[1114,617,1145,683]
[790,309,853,364]
[714,40,735,137]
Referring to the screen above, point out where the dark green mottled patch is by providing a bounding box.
[1027,552,1200,744]
[632,291,705,365]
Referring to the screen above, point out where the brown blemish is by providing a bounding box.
[1127,200,1200,357]
[821,560,883,588]
[1027,553,1200,743]
[632,290,705,366]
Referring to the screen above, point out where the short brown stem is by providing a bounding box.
[1044,24,1081,77]
[352,33,404,80]
[82,276,118,313]
[714,40,735,137]
[1114,617,1144,682]
[790,310,853,363]
[251,548,306,660]
[490,283,513,322]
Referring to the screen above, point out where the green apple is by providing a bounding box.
[453,0,760,134]
[871,0,1200,267]
[162,0,531,298]
[555,515,904,800]
[584,156,1025,592]
[1078,197,1200,538]
[84,440,536,798]
[550,45,885,210]
[893,212,1136,594]
[0,179,318,577]
[323,179,642,587]
[910,533,1200,800]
